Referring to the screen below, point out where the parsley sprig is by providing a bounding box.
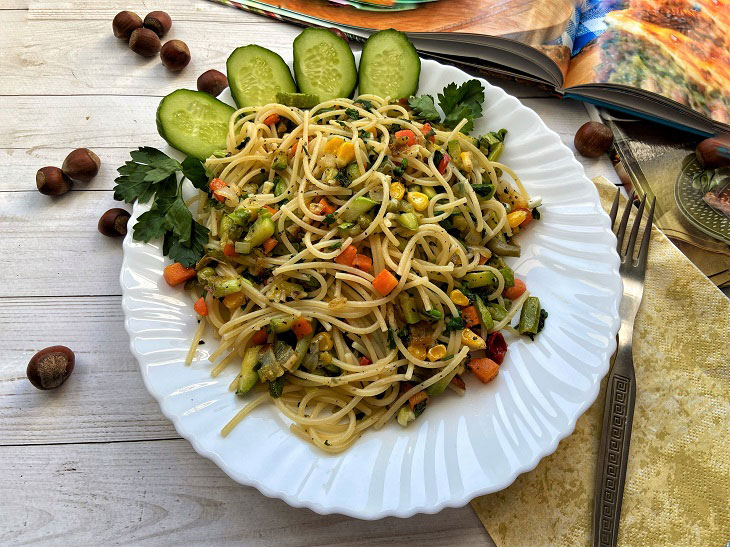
[113,147,211,267]
[408,79,485,133]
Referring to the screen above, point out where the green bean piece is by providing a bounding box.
[518,296,541,335]
[422,185,437,200]
[197,267,216,284]
[398,292,420,324]
[488,142,504,162]
[273,176,287,197]
[420,309,443,322]
[474,295,494,330]
[487,238,521,257]
[463,271,497,289]
[487,303,508,321]
[398,212,419,230]
[337,222,354,234]
[235,216,275,254]
[499,267,515,288]
[272,151,288,171]
[213,277,244,297]
[270,315,296,333]
[346,163,361,181]
[387,198,400,213]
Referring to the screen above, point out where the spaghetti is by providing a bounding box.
[184,95,543,452]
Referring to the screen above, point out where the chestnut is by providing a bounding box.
[98,208,130,237]
[573,121,614,158]
[160,40,191,72]
[62,148,100,182]
[27,346,75,390]
[112,10,142,40]
[696,137,730,169]
[129,28,161,57]
[197,69,228,97]
[36,166,72,196]
[144,10,172,38]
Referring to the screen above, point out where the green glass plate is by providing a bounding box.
[674,154,730,245]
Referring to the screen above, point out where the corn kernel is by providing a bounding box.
[223,291,245,310]
[336,142,356,167]
[427,344,447,361]
[461,328,486,349]
[312,332,333,351]
[390,181,405,200]
[406,191,429,212]
[460,151,473,173]
[408,344,427,361]
[319,351,333,365]
[449,289,469,307]
[323,137,344,155]
[507,210,528,228]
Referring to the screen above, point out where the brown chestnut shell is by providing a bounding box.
[36,166,72,196]
[696,137,730,169]
[574,121,614,158]
[98,208,131,237]
[27,346,75,390]
[129,28,161,57]
[197,69,228,97]
[160,40,191,72]
[62,148,100,182]
[143,11,172,38]
[112,11,143,39]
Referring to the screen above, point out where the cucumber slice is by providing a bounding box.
[276,92,320,109]
[293,28,357,102]
[227,45,296,108]
[358,29,420,99]
[156,89,235,160]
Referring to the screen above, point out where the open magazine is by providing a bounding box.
[208,0,730,136]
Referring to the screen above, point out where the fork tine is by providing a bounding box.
[609,188,621,227]
[626,194,647,263]
[636,197,656,271]
[615,190,635,255]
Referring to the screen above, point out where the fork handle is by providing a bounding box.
[592,345,636,547]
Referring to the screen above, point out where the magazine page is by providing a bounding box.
[211,0,582,78]
[564,1,730,125]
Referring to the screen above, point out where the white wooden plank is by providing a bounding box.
[3,9,550,99]
[0,296,178,444]
[29,0,244,21]
[0,191,126,297]
[0,439,493,546]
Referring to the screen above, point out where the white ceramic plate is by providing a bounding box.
[121,55,621,519]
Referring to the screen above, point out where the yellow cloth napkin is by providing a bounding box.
[471,176,730,546]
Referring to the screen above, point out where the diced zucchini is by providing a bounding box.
[463,271,497,289]
[236,216,276,254]
[272,151,288,171]
[273,176,287,197]
[426,369,458,396]
[398,212,419,230]
[341,196,377,222]
[236,346,261,395]
[270,315,296,333]
[447,140,462,167]
[398,292,419,324]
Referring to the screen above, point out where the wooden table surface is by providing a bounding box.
[0,2,619,544]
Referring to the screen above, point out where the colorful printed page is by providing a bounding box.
[564,0,730,125]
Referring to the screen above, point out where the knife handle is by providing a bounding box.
[593,349,636,547]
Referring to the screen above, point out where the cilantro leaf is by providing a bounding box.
[445,313,466,332]
[345,108,359,120]
[132,208,169,243]
[167,221,209,267]
[113,147,182,204]
[407,95,440,122]
[438,80,485,133]
[181,156,209,190]
[164,196,193,245]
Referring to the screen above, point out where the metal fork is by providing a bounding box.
[592,189,656,547]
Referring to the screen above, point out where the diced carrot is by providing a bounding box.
[209,178,226,202]
[352,253,372,273]
[163,263,197,287]
[461,305,480,328]
[193,296,208,316]
[359,356,372,366]
[223,242,238,257]
[292,318,313,340]
[319,198,336,215]
[395,129,417,147]
[262,205,278,215]
[262,237,278,254]
[478,254,489,265]
[503,278,526,300]
[408,390,429,411]
[288,140,298,158]
[518,208,533,227]
[263,113,280,126]
[372,269,398,296]
[399,382,414,395]
[421,123,435,142]
[437,154,450,174]
[469,358,500,384]
[251,327,268,345]
[334,245,358,267]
